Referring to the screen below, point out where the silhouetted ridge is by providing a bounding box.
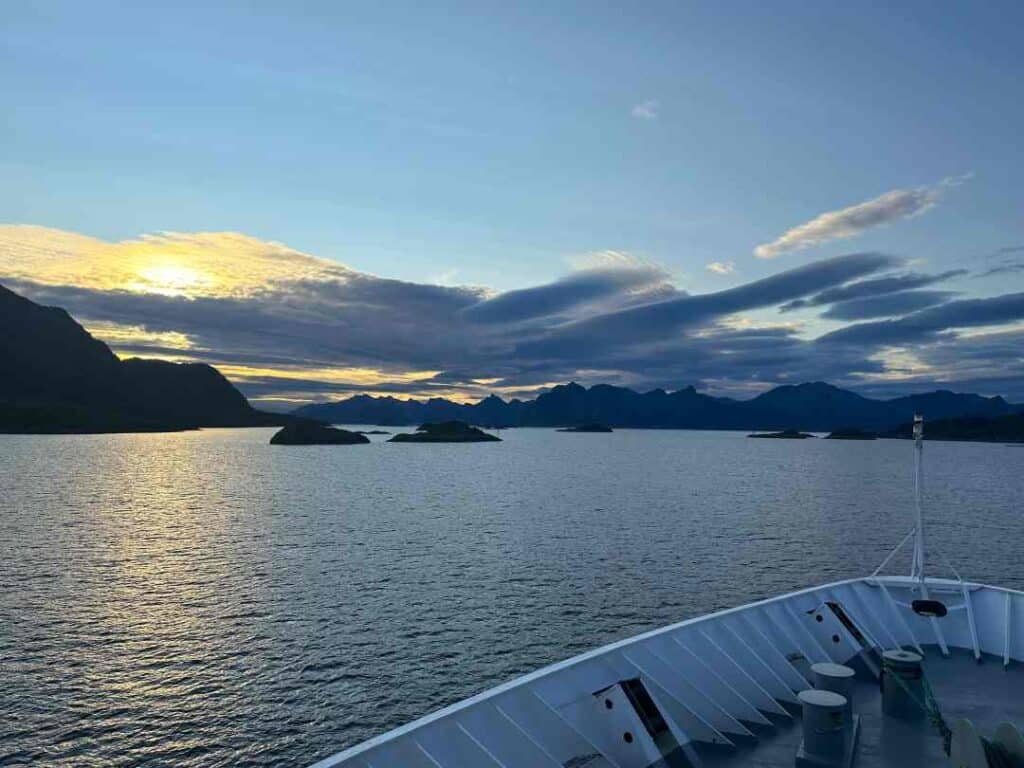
[0,282,292,433]
[295,380,1022,432]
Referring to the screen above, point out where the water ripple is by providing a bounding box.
[1,428,1021,766]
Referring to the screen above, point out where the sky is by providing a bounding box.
[2,1,1024,406]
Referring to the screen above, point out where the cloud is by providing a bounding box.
[780,269,966,312]
[631,100,658,120]
[705,261,735,275]
[461,263,672,324]
[850,326,1024,399]
[819,292,1024,346]
[978,262,1024,278]
[975,246,1024,278]
[4,225,1022,402]
[0,225,357,297]
[754,177,968,258]
[820,290,956,320]
[514,252,899,357]
[429,268,461,286]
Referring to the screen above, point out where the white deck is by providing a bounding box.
[309,576,1024,768]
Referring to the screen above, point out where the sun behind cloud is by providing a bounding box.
[0,225,353,299]
[130,264,215,297]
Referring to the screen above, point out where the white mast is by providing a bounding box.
[910,413,926,585]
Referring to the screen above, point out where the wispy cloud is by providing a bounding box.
[976,261,1024,278]
[706,261,735,275]
[461,263,672,324]
[819,291,1024,346]
[780,268,966,312]
[429,268,460,286]
[631,99,658,120]
[975,245,1024,278]
[754,175,970,259]
[820,290,956,321]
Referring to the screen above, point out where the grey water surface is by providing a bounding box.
[2,427,1021,766]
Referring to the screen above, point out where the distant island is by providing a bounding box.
[355,429,391,435]
[825,428,877,440]
[882,413,1024,443]
[270,422,369,445]
[748,429,815,439]
[0,282,294,434]
[294,381,1023,434]
[388,421,501,443]
[557,423,613,433]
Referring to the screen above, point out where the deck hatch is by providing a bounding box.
[619,678,669,740]
[825,601,868,646]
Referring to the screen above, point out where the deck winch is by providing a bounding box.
[796,689,851,768]
[881,649,925,721]
[811,663,856,723]
[796,662,859,768]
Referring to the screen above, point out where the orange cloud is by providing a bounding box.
[0,225,353,299]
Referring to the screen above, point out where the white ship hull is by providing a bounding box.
[311,575,1024,768]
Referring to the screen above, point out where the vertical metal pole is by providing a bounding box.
[909,414,948,653]
[911,414,925,585]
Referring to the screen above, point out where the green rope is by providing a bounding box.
[884,659,1024,766]
[882,659,952,755]
[920,672,953,756]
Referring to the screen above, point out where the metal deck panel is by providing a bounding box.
[691,647,1023,768]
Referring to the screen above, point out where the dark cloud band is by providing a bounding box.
[4,245,1023,401]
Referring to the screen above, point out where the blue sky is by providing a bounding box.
[2,2,1024,403]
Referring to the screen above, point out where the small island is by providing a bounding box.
[355,429,391,435]
[557,423,613,433]
[270,421,370,445]
[748,429,815,439]
[388,420,501,443]
[882,413,1024,443]
[825,428,877,440]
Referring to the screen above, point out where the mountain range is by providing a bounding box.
[3,279,1022,436]
[0,282,289,433]
[294,381,1023,432]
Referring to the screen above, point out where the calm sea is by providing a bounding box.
[2,427,1022,766]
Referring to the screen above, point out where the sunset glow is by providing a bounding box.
[3,222,1024,405]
